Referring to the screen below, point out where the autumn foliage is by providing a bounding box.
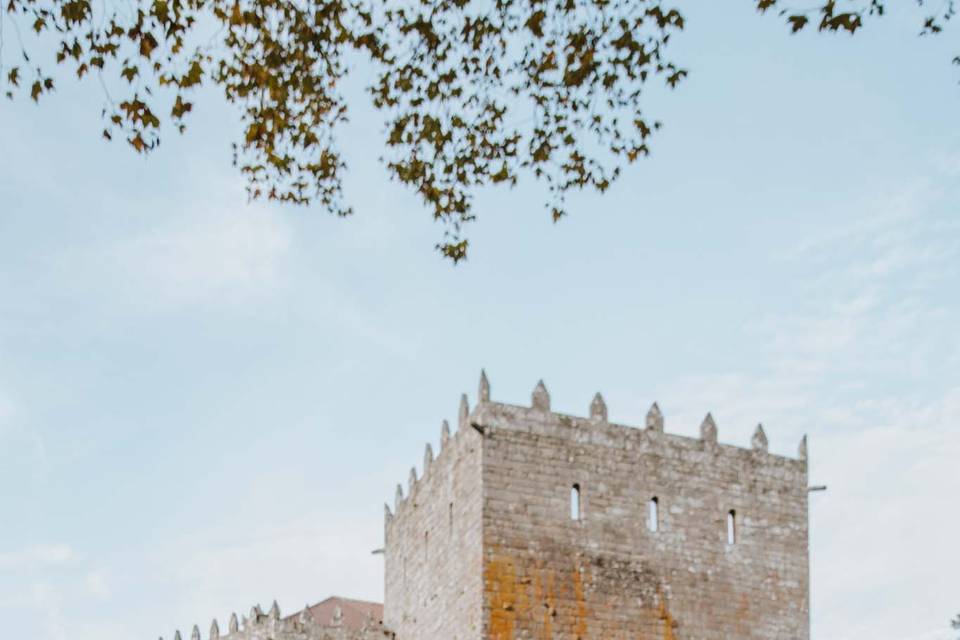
[2,0,954,259]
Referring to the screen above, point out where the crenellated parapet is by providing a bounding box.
[474,374,805,464]
[382,374,488,640]
[383,375,488,528]
[387,371,808,512]
[158,600,390,640]
[384,370,811,640]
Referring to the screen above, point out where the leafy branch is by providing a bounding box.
[1,0,955,260]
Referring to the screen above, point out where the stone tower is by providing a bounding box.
[384,372,809,640]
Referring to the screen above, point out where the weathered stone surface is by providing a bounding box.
[386,379,809,640]
[384,402,484,640]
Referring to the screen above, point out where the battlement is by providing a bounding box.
[471,378,807,461]
[159,599,389,640]
[385,371,810,640]
[387,371,807,526]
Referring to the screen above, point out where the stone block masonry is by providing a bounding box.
[385,372,809,640]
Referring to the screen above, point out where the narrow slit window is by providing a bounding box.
[648,497,659,533]
[448,502,454,532]
[424,531,429,560]
[727,510,737,545]
[570,484,581,521]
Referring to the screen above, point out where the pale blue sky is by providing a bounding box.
[1,2,958,640]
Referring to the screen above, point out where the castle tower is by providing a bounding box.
[384,374,809,640]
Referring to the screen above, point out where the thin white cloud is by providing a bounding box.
[84,570,111,601]
[0,387,51,480]
[48,183,295,313]
[144,516,383,638]
[31,582,67,640]
[0,545,75,570]
[809,394,960,640]
[0,547,125,640]
[112,204,293,308]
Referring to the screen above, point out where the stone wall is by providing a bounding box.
[167,371,809,640]
[470,382,809,640]
[163,602,390,640]
[383,391,485,640]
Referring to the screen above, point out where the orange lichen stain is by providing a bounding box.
[657,588,678,640]
[515,572,532,618]
[485,555,518,640]
[532,570,547,640]
[541,569,556,640]
[733,592,751,636]
[572,565,589,639]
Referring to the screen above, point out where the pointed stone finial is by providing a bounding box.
[384,502,393,523]
[441,419,451,448]
[531,380,550,411]
[269,600,280,620]
[700,413,718,445]
[752,423,768,453]
[229,613,239,633]
[798,434,808,460]
[646,402,663,432]
[174,631,182,640]
[298,605,311,626]
[458,393,469,429]
[408,466,417,494]
[191,625,201,640]
[479,369,490,403]
[589,392,607,421]
[395,483,403,510]
[423,443,433,473]
[210,619,219,640]
[249,606,260,624]
[333,605,343,626]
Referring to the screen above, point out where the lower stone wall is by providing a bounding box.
[177,605,393,640]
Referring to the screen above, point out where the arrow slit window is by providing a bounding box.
[648,497,659,532]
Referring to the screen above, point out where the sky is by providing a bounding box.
[1,2,958,640]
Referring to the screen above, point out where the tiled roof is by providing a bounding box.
[297,596,384,631]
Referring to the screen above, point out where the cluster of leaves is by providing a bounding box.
[756,0,956,38]
[952,612,960,638]
[1,0,687,260]
[0,0,956,260]
[3,0,383,218]
[369,0,685,259]
[757,1,960,95]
